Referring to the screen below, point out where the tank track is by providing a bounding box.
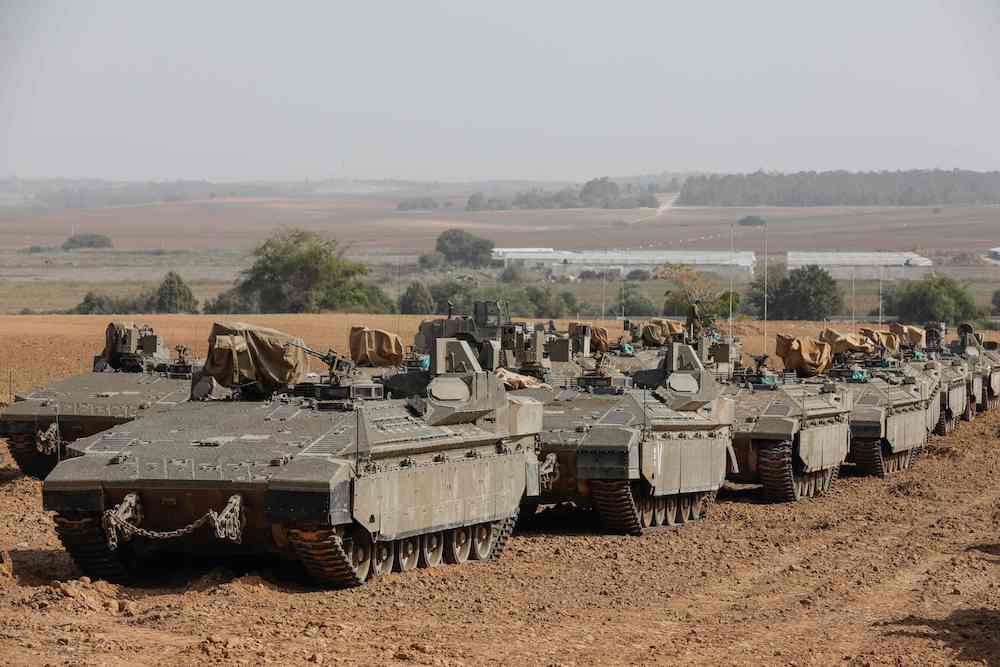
[4,434,56,480]
[853,440,912,478]
[589,480,642,536]
[53,513,131,582]
[287,527,366,589]
[489,508,519,563]
[758,444,836,502]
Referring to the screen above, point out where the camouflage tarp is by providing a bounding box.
[591,325,609,353]
[640,319,684,346]
[890,322,926,349]
[349,326,404,366]
[200,322,307,392]
[775,333,832,377]
[569,321,609,352]
[860,328,901,355]
[818,328,875,354]
[495,367,550,390]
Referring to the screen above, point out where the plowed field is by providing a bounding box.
[1,315,999,666]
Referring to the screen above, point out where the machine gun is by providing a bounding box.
[285,341,356,386]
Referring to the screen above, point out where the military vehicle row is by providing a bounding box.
[7,311,997,589]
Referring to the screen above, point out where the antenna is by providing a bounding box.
[761,221,768,360]
[729,223,735,342]
[851,265,856,325]
[878,263,884,328]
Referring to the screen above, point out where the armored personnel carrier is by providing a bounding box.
[42,330,542,587]
[952,323,1000,414]
[834,365,931,477]
[1,322,195,479]
[725,372,853,502]
[525,341,734,535]
[779,332,931,478]
[889,324,968,436]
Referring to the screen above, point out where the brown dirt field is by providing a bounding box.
[2,315,1000,665]
[3,199,998,254]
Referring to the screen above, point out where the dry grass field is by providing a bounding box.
[2,198,998,255]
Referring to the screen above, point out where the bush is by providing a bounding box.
[882,273,983,324]
[397,197,438,211]
[418,252,446,270]
[499,264,528,283]
[435,229,494,267]
[738,215,766,227]
[399,282,434,314]
[72,272,199,314]
[203,287,260,314]
[466,192,486,211]
[63,232,112,251]
[992,289,1000,315]
[525,286,565,318]
[626,269,651,281]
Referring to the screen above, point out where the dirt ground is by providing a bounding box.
[2,315,1000,665]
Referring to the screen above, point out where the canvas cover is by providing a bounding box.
[775,333,832,377]
[890,322,927,349]
[349,326,404,366]
[591,325,610,353]
[640,319,684,346]
[860,328,901,355]
[818,328,875,355]
[495,367,550,390]
[569,321,609,353]
[201,322,307,391]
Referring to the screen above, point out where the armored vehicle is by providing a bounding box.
[926,323,985,423]
[523,341,735,535]
[953,323,1000,414]
[1,322,194,479]
[779,332,931,477]
[413,301,554,381]
[834,365,931,477]
[887,324,968,436]
[725,374,853,501]
[42,332,542,588]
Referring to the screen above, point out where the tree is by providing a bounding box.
[63,232,112,251]
[435,229,494,267]
[737,215,766,227]
[559,290,578,314]
[882,273,982,324]
[215,228,392,313]
[150,271,198,313]
[418,252,446,270]
[770,265,843,320]
[993,289,1000,315]
[466,192,486,211]
[397,197,438,210]
[614,284,657,316]
[399,282,434,314]
[525,286,565,318]
[429,280,467,314]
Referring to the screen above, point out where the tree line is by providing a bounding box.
[677,170,1000,206]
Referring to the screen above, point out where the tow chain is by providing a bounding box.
[539,453,559,492]
[35,423,61,455]
[102,493,244,551]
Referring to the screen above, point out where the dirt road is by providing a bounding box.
[1,317,999,665]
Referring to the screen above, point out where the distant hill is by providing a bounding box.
[676,169,1000,206]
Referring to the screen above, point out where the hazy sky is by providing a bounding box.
[2,0,999,181]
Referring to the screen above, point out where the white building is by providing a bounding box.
[786,251,933,279]
[492,248,756,278]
